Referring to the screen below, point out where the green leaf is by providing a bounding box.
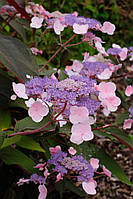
[9,98,28,110]
[106,127,133,148]
[0,146,36,173]
[16,136,45,152]
[0,34,38,82]
[0,131,6,147]
[14,115,55,132]
[74,142,133,186]
[0,70,12,107]
[0,135,21,149]
[93,130,115,139]
[114,111,129,125]
[0,109,11,130]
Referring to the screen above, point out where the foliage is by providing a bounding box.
[0,0,133,199]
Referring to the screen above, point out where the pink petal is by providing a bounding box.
[102,22,115,35]
[97,68,112,80]
[123,119,133,130]
[103,165,111,177]
[54,19,65,35]
[30,16,43,29]
[90,158,99,169]
[119,48,128,61]
[72,60,83,72]
[38,185,47,199]
[68,147,76,155]
[82,181,96,195]
[56,173,63,182]
[43,167,50,179]
[12,82,28,99]
[73,23,88,34]
[49,145,61,154]
[69,106,89,124]
[28,101,49,122]
[125,85,133,96]
[70,123,94,144]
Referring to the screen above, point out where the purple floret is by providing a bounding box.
[107,48,122,55]
[30,174,45,184]
[80,61,109,77]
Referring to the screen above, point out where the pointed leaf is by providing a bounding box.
[106,127,133,148]
[14,115,55,132]
[0,109,11,130]
[0,135,21,149]
[16,136,45,152]
[0,146,36,173]
[0,34,38,82]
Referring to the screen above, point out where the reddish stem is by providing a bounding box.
[5,0,31,22]
[9,102,67,137]
[39,34,76,72]
[8,120,52,136]
[111,134,133,152]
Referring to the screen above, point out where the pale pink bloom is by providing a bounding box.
[73,11,78,16]
[123,119,133,130]
[65,65,72,71]
[96,24,102,31]
[94,84,99,91]
[112,43,121,48]
[119,47,128,61]
[66,70,79,77]
[102,165,111,177]
[10,94,17,100]
[102,107,110,116]
[25,98,35,107]
[97,68,112,80]
[83,52,90,61]
[88,116,96,125]
[30,16,43,29]
[28,101,49,122]
[38,185,47,199]
[82,179,97,195]
[90,158,99,170]
[95,42,108,56]
[17,178,30,186]
[131,65,133,71]
[26,74,31,79]
[43,167,50,179]
[109,63,122,72]
[72,60,83,72]
[98,82,116,100]
[25,6,33,14]
[101,96,121,112]
[31,47,43,55]
[12,82,28,99]
[69,106,89,124]
[51,73,57,80]
[70,123,94,145]
[68,147,76,155]
[53,19,65,35]
[125,85,133,96]
[73,23,88,34]
[34,163,46,170]
[49,145,61,154]
[101,22,115,35]
[56,173,63,182]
